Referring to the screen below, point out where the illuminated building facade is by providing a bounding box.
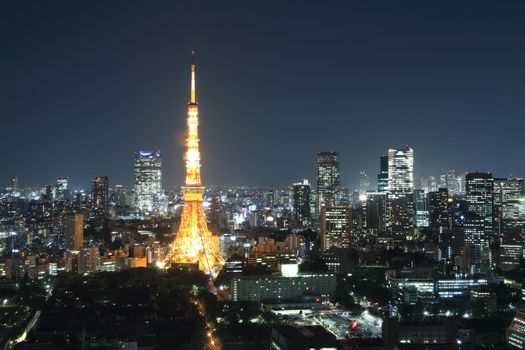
[231,264,336,302]
[65,212,84,251]
[78,246,100,274]
[386,147,414,240]
[291,179,311,229]
[464,172,494,273]
[428,188,449,231]
[56,176,69,201]
[359,170,369,195]
[320,204,351,251]
[316,151,340,209]
[414,189,429,228]
[377,155,389,193]
[114,184,127,207]
[133,150,165,213]
[91,176,109,212]
[494,177,524,234]
[439,170,464,196]
[386,268,488,303]
[164,54,223,274]
[499,244,522,271]
[507,311,525,349]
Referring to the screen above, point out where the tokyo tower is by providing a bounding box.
[164,53,224,274]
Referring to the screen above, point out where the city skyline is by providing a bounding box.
[2,1,525,189]
[3,2,525,348]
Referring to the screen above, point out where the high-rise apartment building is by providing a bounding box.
[78,246,100,274]
[317,151,340,209]
[291,179,312,229]
[65,213,84,251]
[133,150,165,213]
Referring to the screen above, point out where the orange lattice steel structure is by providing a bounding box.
[164,53,224,274]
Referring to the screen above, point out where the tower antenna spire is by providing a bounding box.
[191,50,196,103]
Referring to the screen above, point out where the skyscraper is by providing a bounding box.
[414,189,429,228]
[114,184,127,207]
[320,204,351,251]
[439,170,464,196]
[56,177,70,201]
[291,179,311,229]
[317,151,340,209]
[91,176,109,212]
[428,188,449,232]
[164,53,223,274]
[364,192,386,235]
[464,172,494,273]
[65,213,84,251]
[386,147,415,241]
[494,177,524,234]
[133,150,164,213]
[377,155,389,193]
[359,171,370,195]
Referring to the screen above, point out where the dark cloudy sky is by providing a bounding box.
[1,0,525,190]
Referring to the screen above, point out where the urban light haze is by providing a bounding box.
[2,0,525,189]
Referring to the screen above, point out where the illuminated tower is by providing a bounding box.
[165,53,224,274]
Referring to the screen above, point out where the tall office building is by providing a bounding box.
[364,192,386,235]
[428,188,449,231]
[377,155,389,193]
[317,152,340,209]
[494,177,524,234]
[91,176,109,212]
[291,179,312,229]
[133,150,165,213]
[114,184,127,207]
[320,205,351,251]
[386,147,415,240]
[464,172,494,273]
[56,177,70,201]
[414,189,429,228]
[439,170,464,196]
[65,213,84,251]
[10,176,18,192]
[421,176,438,193]
[359,171,370,195]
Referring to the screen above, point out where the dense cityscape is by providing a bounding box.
[3,1,525,350]
[3,81,525,348]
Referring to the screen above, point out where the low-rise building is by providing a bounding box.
[508,311,525,349]
[232,264,336,302]
[270,325,338,350]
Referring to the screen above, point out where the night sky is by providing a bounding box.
[2,1,525,190]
